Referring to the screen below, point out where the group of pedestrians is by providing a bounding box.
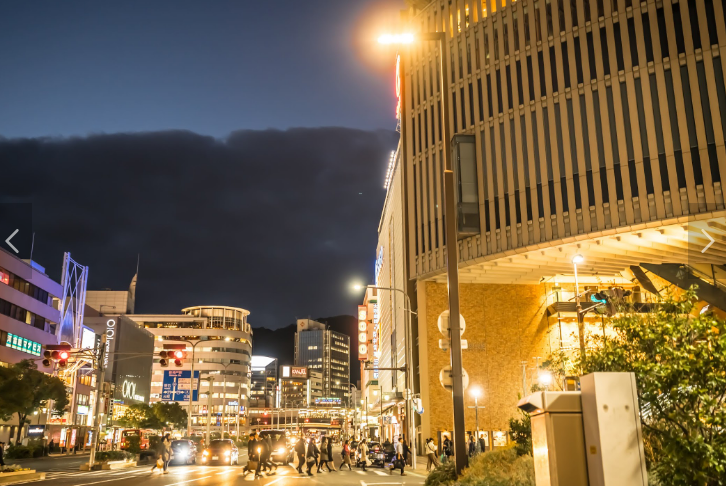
[294,436,337,476]
[243,432,278,479]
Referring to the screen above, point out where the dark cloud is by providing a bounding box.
[1,127,398,327]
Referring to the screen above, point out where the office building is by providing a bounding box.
[378,0,726,450]
[277,365,324,408]
[85,275,136,315]
[294,318,350,404]
[249,356,277,409]
[127,306,253,435]
[0,249,62,443]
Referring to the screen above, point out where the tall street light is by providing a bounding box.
[353,283,417,467]
[572,254,586,356]
[378,31,467,474]
[468,387,483,451]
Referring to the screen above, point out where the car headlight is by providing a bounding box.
[176,451,188,458]
[276,447,286,454]
[224,451,231,457]
[203,450,210,456]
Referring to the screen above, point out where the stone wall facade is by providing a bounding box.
[417,281,551,440]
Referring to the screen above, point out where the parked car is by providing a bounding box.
[259,429,295,463]
[171,440,197,465]
[201,439,239,466]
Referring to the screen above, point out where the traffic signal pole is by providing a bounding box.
[88,334,107,469]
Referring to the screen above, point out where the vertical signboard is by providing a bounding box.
[358,306,368,360]
[162,370,199,401]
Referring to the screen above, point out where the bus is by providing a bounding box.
[120,429,152,450]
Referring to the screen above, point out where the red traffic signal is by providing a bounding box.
[59,351,70,360]
[43,344,72,368]
[173,350,184,359]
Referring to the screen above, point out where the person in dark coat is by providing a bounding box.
[0,441,5,467]
[326,437,336,471]
[306,439,319,476]
[295,437,306,473]
[244,433,262,478]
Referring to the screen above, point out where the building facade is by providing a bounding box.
[0,249,62,443]
[128,305,253,435]
[294,319,351,404]
[249,356,277,409]
[391,0,726,450]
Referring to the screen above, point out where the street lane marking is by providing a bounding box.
[164,475,213,486]
[374,471,387,476]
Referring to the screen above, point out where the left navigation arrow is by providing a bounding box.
[5,229,19,253]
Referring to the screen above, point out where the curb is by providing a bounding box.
[0,471,46,485]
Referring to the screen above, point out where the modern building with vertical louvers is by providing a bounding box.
[395,0,726,448]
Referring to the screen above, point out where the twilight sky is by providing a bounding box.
[0,0,405,328]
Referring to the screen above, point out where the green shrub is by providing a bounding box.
[1,464,31,473]
[95,451,135,462]
[459,448,534,486]
[424,460,457,486]
[508,412,532,456]
[4,445,32,459]
[124,435,141,454]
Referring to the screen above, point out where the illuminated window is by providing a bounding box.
[482,0,487,18]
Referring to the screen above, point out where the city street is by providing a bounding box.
[5,453,428,486]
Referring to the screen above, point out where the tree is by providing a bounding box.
[117,402,187,431]
[152,402,188,430]
[0,360,69,443]
[117,403,161,429]
[540,288,726,485]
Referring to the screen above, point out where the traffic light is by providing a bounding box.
[43,344,72,368]
[160,344,186,367]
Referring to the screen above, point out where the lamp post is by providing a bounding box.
[469,388,482,450]
[202,375,215,446]
[572,254,586,356]
[353,284,417,467]
[378,30,466,474]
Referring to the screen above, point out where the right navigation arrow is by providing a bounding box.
[701,229,715,253]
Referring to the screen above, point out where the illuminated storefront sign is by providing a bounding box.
[373,303,380,379]
[27,425,45,437]
[315,397,341,405]
[358,306,368,360]
[281,366,308,379]
[5,333,41,356]
[81,327,96,349]
[122,379,145,402]
[77,405,89,415]
[104,319,115,367]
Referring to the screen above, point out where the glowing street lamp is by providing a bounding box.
[378,33,414,44]
[538,372,553,389]
[469,388,483,447]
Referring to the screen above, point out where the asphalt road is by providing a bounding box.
[4,449,429,486]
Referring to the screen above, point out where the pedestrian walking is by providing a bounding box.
[389,437,405,476]
[161,434,172,473]
[340,440,352,470]
[295,437,306,473]
[326,437,336,471]
[306,439,319,476]
[468,434,476,457]
[244,432,262,478]
[442,435,453,463]
[317,437,331,472]
[425,438,440,471]
[357,439,368,471]
[402,437,410,466]
[0,441,6,467]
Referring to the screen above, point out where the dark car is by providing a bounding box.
[171,440,197,465]
[259,429,294,463]
[202,439,239,466]
[368,441,395,467]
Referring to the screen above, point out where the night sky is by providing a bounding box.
[0,0,405,328]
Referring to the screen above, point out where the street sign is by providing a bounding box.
[161,370,200,401]
[439,365,470,392]
[437,310,466,335]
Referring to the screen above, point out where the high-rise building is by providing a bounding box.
[249,356,277,409]
[294,319,350,404]
[127,306,253,435]
[381,0,726,451]
[0,248,62,443]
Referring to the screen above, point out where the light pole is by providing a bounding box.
[572,254,586,356]
[353,284,417,467]
[202,375,215,446]
[378,30,466,474]
[468,388,484,453]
